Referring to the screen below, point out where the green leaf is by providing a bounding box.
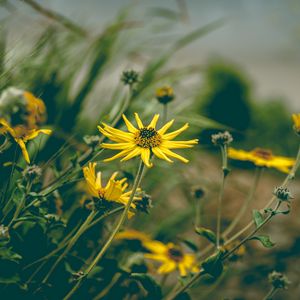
[131,273,162,300]
[249,235,275,248]
[195,227,216,244]
[202,250,223,278]
[252,209,264,228]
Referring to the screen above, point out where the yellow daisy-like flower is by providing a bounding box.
[116,230,199,276]
[143,240,199,277]
[0,118,51,164]
[292,113,300,135]
[155,85,175,104]
[83,162,141,217]
[98,113,198,168]
[228,147,295,173]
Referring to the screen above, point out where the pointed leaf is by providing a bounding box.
[252,209,264,228]
[249,235,275,248]
[202,250,223,278]
[195,227,216,244]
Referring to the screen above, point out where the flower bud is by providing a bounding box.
[155,86,174,104]
[211,131,233,146]
[273,186,293,202]
[121,70,140,86]
[268,271,290,289]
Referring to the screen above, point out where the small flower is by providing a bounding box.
[0,224,9,241]
[292,113,300,136]
[99,113,198,167]
[273,187,293,202]
[211,131,233,146]
[268,271,290,289]
[155,86,175,104]
[228,147,295,173]
[121,69,140,86]
[83,162,141,217]
[22,164,42,181]
[0,118,51,164]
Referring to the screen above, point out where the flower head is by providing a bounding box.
[228,147,295,173]
[211,131,233,146]
[83,162,141,217]
[99,113,198,167]
[121,69,140,86]
[155,86,175,104]
[0,118,51,164]
[116,230,199,276]
[292,113,300,136]
[273,186,293,202]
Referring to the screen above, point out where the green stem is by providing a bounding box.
[223,167,263,238]
[63,160,145,300]
[162,103,168,125]
[262,286,278,300]
[42,210,97,284]
[216,144,229,249]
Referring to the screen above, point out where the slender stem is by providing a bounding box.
[262,286,278,300]
[162,104,168,125]
[216,144,229,249]
[42,210,97,284]
[223,167,263,238]
[63,160,145,300]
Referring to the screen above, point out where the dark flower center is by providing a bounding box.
[252,148,273,160]
[135,127,162,148]
[167,246,184,262]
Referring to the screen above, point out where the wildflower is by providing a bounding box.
[273,187,293,202]
[228,147,295,173]
[0,118,51,164]
[268,271,290,289]
[121,69,140,86]
[83,162,141,217]
[292,113,300,136]
[99,113,198,167]
[155,86,175,104]
[143,240,200,277]
[211,131,233,146]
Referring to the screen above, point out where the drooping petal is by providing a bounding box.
[159,147,189,163]
[157,261,177,274]
[161,140,198,149]
[103,148,134,162]
[140,148,152,167]
[178,263,188,277]
[120,147,142,161]
[101,142,133,150]
[152,147,173,162]
[15,138,30,163]
[23,129,52,141]
[143,240,168,254]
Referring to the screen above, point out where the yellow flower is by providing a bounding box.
[98,113,198,167]
[116,230,199,276]
[0,118,51,164]
[292,113,300,135]
[228,147,295,173]
[83,162,141,217]
[155,85,174,104]
[143,240,199,277]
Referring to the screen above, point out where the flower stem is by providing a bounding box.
[216,144,229,249]
[63,160,145,300]
[42,210,97,284]
[162,103,168,125]
[262,286,278,300]
[223,167,263,238]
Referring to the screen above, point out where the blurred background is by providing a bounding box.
[0,0,299,299]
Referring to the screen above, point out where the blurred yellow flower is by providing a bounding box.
[155,85,174,104]
[228,147,295,173]
[143,240,199,277]
[0,118,51,164]
[83,162,141,217]
[99,113,198,167]
[292,113,300,135]
[116,230,200,276]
